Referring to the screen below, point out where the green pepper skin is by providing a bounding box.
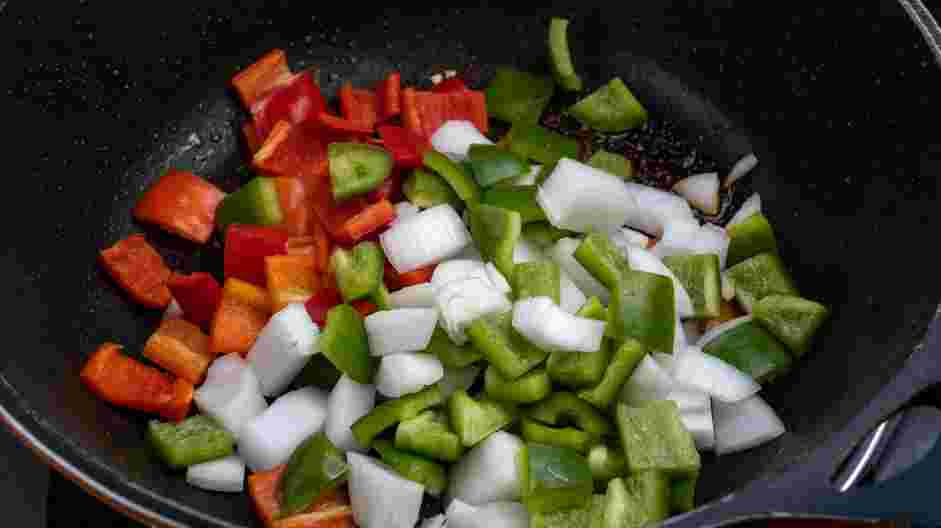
[423,150,482,203]
[467,311,549,381]
[547,298,612,389]
[522,222,575,249]
[147,415,234,469]
[328,142,393,201]
[548,18,584,91]
[351,385,443,448]
[215,177,283,230]
[394,410,465,463]
[527,392,613,437]
[484,366,552,404]
[569,78,648,132]
[485,66,555,124]
[609,271,676,355]
[373,439,447,496]
[447,389,517,448]
[521,443,594,513]
[703,319,793,383]
[403,168,461,208]
[511,261,561,304]
[467,144,531,188]
[330,241,384,303]
[574,232,632,289]
[587,444,628,483]
[482,185,547,223]
[521,418,596,454]
[727,213,778,267]
[662,253,722,319]
[468,203,522,278]
[615,401,701,478]
[753,294,830,358]
[425,327,482,369]
[587,150,634,180]
[279,432,348,517]
[319,304,375,384]
[578,338,646,409]
[726,252,799,313]
[504,122,579,166]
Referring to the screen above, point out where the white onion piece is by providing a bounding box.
[194,354,268,441]
[162,298,183,321]
[698,224,731,270]
[448,431,523,505]
[439,365,482,399]
[325,375,376,453]
[683,320,703,346]
[419,514,447,528]
[435,277,511,345]
[394,201,421,220]
[696,315,754,349]
[558,270,588,314]
[485,263,512,294]
[348,452,424,528]
[239,387,329,472]
[673,316,688,356]
[713,395,785,455]
[247,303,320,397]
[620,355,676,404]
[727,193,762,228]
[376,353,444,398]
[652,352,676,375]
[551,238,609,302]
[508,164,541,186]
[432,260,491,290]
[365,309,438,356]
[674,172,720,215]
[721,271,736,300]
[513,237,544,264]
[652,220,702,260]
[430,120,493,162]
[381,204,471,273]
[626,246,694,319]
[674,347,760,403]
[681,408,716,451]
[537,158,638,233]
[623,182,696,237]
[186,455,245,493]
[609,227,651,256]
[445,499,478,528]
[512,297,605,353]
[390,283,436,308]
[724,153,759,189]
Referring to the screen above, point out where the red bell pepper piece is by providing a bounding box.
[350,299,377,318]
[275,177,312,236]
[366,168,403,204]
[304,278,342,327]
[384,261,436,291]
[376,125,428,169]
[224,225,290,287]
[81,343,193,422]
[401,87,489,138]
[432,77,470,93]
[254,121,330,185]
[133,169,225,244]
[167,272,223,330]
[376,72,401,122]
[248,465,354,528]
[243,122,263,155]
[252,71,327,142]
[309,171,398,243]
[232,49,292,110]
[315,111,375,136]
[338,199,397,242]
[99,234,172,309]
[143,318,213,385]
[339,83,379,131]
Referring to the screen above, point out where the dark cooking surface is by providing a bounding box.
[2,2,941,527]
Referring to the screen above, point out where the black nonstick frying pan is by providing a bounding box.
[3,2,941,527]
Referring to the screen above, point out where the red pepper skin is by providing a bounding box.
[315,112,375,136]
[254,121,330,186]
[251,72,327,143]
[376,125,428,169]
[167,272,223,331]
[384,262,435,291]
[376,72,402,122]
[133,169,225,244]
[232,49,292,110]
[304,280,342,327]
[366,168,403,204]
[339,83,379,131]
[432,77,470,93]
[401,88,489,138]
[350,299,377,318]
[98,234,172,309]
[223,225,290,287]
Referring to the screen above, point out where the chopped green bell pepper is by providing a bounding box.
[548,18,583,91]
[403,168,460,208]
[485,66,555,124]
[504,122,579,166]
[588,150,634,180]
[373,439,447,496]
[587,444,627,483]
[394,410,464,463]
[528,392,613,437]
[726,252,799,313]
[662,253,722,319]
[467,310,549,380]
[703,318,793,383]
[521,443,594,513]
[670,473,698,514]
[512,261,561,304]
[425,327,482,369]
[754,294,830,358]
[530,495,606,528]
[468,202,522,278]
[371,282,392,311]
[484,366,552,404]
[727,212,778,267]
[147,415,234,469]
[569,78,648,132]
[319,304,375,384]
[547,297,612,388]
[330,241,384,303]
[609,271,676,355]
[351,385,443,448]
[627,471,671,522]
[295,353,343,389]
[615,401,701,477]
[523,221,575,249]
[280,432,348,516]
[215,176,283,230]
[328,142,393,201]
[482,185,546,223]
[521,417,596,454]
[574,232,632,289]
[447,389,517,447]
[467,144,531,188]
[423,150,482,203]
[578,339,645,409]
[603,473,670,528]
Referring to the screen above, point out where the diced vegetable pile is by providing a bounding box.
[85,17,830,528]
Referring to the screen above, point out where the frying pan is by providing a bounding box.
[2,2,941,526]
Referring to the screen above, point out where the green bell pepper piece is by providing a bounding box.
[522,221,575,249]
[726,252,799,313]
[609,271,676,355]
[662,253,722,319]
[754,294,830,358]
[569,78,648,133]
[425,327,482,368]
[727,212,778,267]
[328,142,393,201]
[528,392,613,437]
[403,168,460,209]
[587,444,627,483]
[482,185,547,223]
[215,176,283,230]
[578,339,646,409]
[485,66,555,124]
[628,471,671,522]
[574,232,632,289]
[703,319,793,383]
[615,401,701,477]
[530,495,606,528]
[373,439,447,496]
[547,297,612,388]
[602,473,670,528]
[467,144,532,188]
[280,432,348,516]
[468,203,522,278]
[351,385,443,448]
[295,353,343,389]
[319,304,374,384]
[147,415,234,469]
[548,18,583,91]
[330,241,384,303]
[447,389,517,447]
[587,150,634,180]
[521,443,594,513]
[504,122,579,166]
[670,473,698,514]
[521,418,596,454]
[467,311,549,380]
[484,366,552,404]
[423,150,481,203]
[512,261,561,304]
[394,410,464,463]
[371,283,392,311]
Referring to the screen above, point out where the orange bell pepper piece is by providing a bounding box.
[98,234,172,309]
[244,122,263,155]
[143,319,214,384]
[232,49,292,110]
[265,254,319,312]
[133,169,226,244]
[248,465,355,528]
[286,225,331,273]
[210,278,271,356]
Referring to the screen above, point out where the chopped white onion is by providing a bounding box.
[551,238,609,302]
[238,387,329,472]
[697,224,731,270]
[713,395,786,455]
[673,312,689,356]
[651,220,702,260]
[435,277,512,345]
[247,303,320,397]
[674,346,760,403]
[439,365,482,399]
[348,452,424,528]
[680,406,716,451]
[376,353,444,398]
[448,431,523,505]
[390,283,436,308]
[626,246,694,319]
[432,259,491,290]
[162,298,184,321]
[365,309,439,356]
[325,375,376,453]
[727,193,762,228]
[696,315,754,349]
[485,263,512,294]
[394,201,421,220]
[609,227,651,256]
[194,354,268,441]
[724,153,759,188]
[673,172,720,215]
[652,352,676,375]
[430,120,494,162]
[721,271,736,300]
[381,204,471,273]
[513,237,544,264]
[620,355,677,404]
[445,499,478,528]
[623,182,696,237]
[512,297,606,353]
[186,455,245,493]
[558,270,588,314]
[537,158,638,233]
[683,320,703,346]
[419,514,447,528]
[508,164,541,186]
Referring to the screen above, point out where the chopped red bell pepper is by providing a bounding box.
[339,83,379,131]
[232,49,293,110]
[384,261,436,291]
[99,234,172,309]
[376,72,401,122]
[284,219,331,272]
[275,177,312,236]
[248,464,354,528]
[376,125,428,169]
[133,169,225,244]
[243,122,263,155]
[401,87,489,138]
[338,199,397,242]
[251,71,327,142]
[81,343,193,422]
[366,168,403,203]
[254,121,330,185]
[432,77,470,93]
[304,277,342,327]
[224,225,290,287]
[167,272,223,330]
[315,111,375,136]
[308,172,398,243]
[350,299,377,318]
